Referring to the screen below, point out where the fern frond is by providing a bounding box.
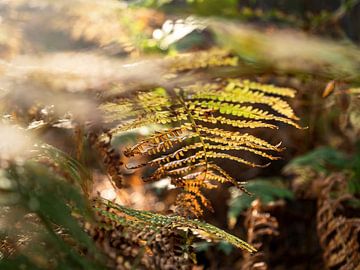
[204,143,280,160]
[94,199,257,253]
[175,192,207,217]
[242,199,279,270]
[149,151,206,169]
[90,199,196,269]
[316,174,360,270]
[33,143,92,193]
[99,78,300,216]
[89,132,124,188]
[192,100,301,128]
[167,162,207,176]
[194,91,296,119]
[166,49,238,72]
[206,151,269,168]
[190,79,298,119]
[146,142,203,164]
[193,114,278,129]
[99,100,136,122]
[229,79,296,98]
[198,126,283,151]
[124,127,188,156]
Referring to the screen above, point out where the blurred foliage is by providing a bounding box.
[0,161,105,270]
[286,146,360,194]
[286,147,349,173]
[210,21,360,82]
[227,179,293,228]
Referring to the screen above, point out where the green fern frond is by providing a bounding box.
[99,78,300,216]
[193,100,300,128]
[94,199,257,253]
[32,144,92,193]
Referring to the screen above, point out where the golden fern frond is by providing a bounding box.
[206,151,269,168]
[100,78,300,216]
[230,79,296,97]
[189,79,297,119]
[316,174,360,270]
[194,115,278,129]
[202,143,279,160]
[124,127,190,157]
[174,192,207,217]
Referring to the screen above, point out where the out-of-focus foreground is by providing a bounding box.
[0,0,359,269]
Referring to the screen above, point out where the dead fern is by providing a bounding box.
[316,174,360,270]
[241,199,279,270]
[89,132,124,189]
[100,78,300,216]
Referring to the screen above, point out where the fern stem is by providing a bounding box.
[178,92,209,183]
